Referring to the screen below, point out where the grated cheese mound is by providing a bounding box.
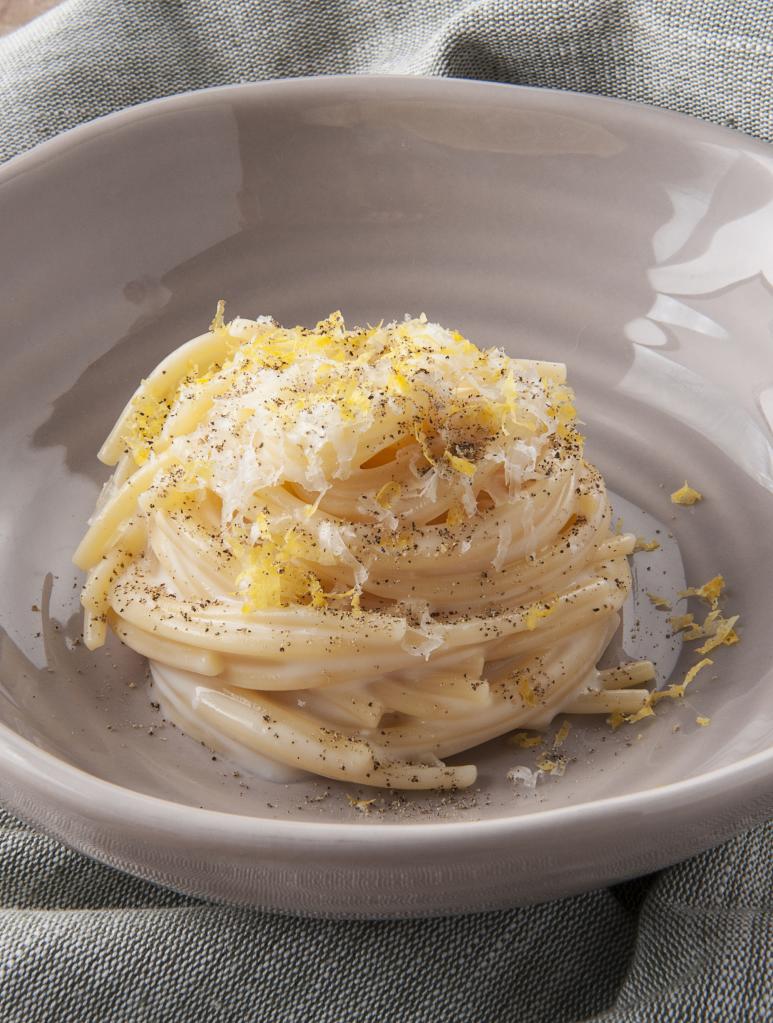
[150,310,581,613]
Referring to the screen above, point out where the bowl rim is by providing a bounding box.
[1,73,771,847]
[1,715,772,844]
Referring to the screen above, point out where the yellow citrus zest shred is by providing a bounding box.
[536,751,567,774]
[634,537,661,552]
[159,460,211,512]
[387,367,410,395]
[445,503,466,528]
[524,603,554,630]
[510,731,543,749]
[210,298,226,332]
[669,613,695,633]
[307,574,328,610]
[552,720,571,748]
[625,703,655,724]
[375,481,401,510]
[695,616,739,655]
[445,451,477,477]
[122,390,171,466]
[679,574,725,609]
[650,658,714,705]
[346,795,376,813]
[517,675,537,707]
[414,427,437,466]
[236,527,325,613]
[671,481,703,505]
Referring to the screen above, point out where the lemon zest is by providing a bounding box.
[524,603,554,630]
[209,298,226,332]
[669,613,695,633]
[536,751,567,775]
[650,657,713,704]
[122,390,171,465]
[387,369,410,395]
[552,720,571,748]
[346,795,376,813]
[445,503,466,528]
[625,703,655,724]
[307,574,328,610]
[634,537,661,552]
[517,675,537,707]
[696,616,739,655]
[445,451,477,477]
[375,482,401,510]
[159,460,211,512]
[414,427,437,466]
[236,526,324,612]
[606,711,626,730]
[679,574,724,609]
[671,481,703,505]
[510,731,543,749]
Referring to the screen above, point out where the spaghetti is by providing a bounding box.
[75,310,652,789]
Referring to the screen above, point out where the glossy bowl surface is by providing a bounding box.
[1,76,772,916]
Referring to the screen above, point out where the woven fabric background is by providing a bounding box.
[1,2,772,1021]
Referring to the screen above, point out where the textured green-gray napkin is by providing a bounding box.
[1,2,771,1021]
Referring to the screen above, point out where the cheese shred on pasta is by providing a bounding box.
[75,310,648,790]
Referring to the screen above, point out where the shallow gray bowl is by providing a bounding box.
[1,76,772,917]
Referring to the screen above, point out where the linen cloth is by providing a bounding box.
[1,2,771,1020]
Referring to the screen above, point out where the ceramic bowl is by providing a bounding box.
[1,76,771,917]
